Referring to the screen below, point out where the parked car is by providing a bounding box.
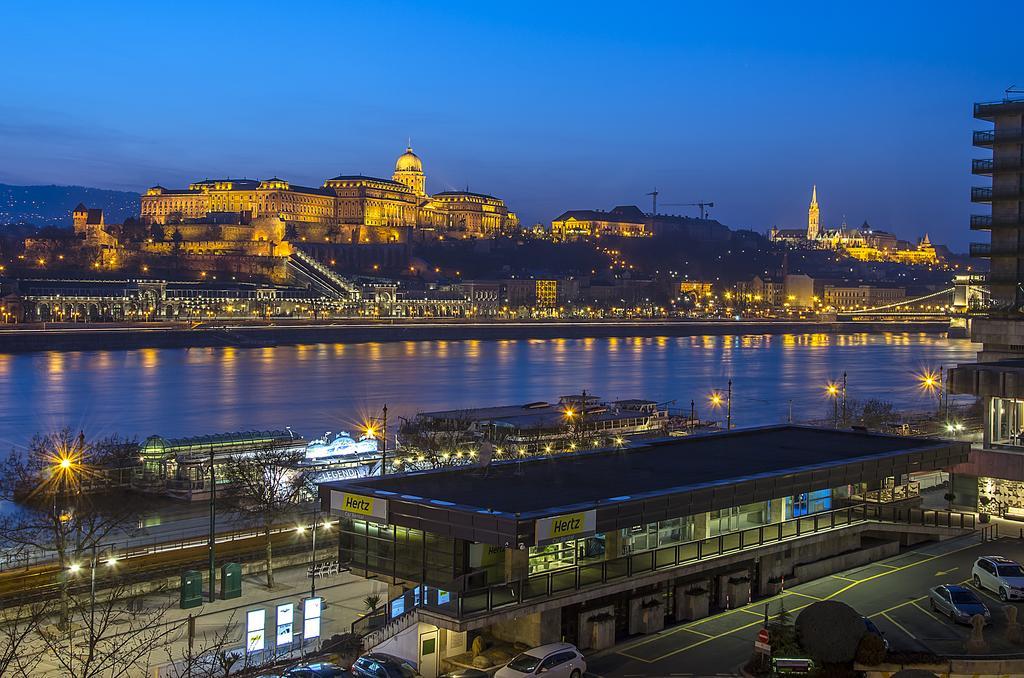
[351,653,420,678]
[286,663,352,678]
[862,616,889,651]
[439,670,489,678]
[929,584,991,624]
[495,643,586,678]
[972,555,1024,601]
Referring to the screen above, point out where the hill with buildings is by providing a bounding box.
[0,184,140,227]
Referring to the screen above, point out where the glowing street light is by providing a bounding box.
[708,379,733,429]
[825,381,840,428]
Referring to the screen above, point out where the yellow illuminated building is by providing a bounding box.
[140,146,518,241]
[550,206,651,241]
[535,280,558,307]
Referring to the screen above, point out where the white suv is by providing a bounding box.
[495,643,586,678]
[972,556,1024,601]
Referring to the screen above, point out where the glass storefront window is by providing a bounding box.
[991,397,1024,447]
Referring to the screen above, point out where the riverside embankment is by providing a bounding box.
[0,319,952,353]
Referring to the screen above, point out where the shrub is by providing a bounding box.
[855,632,887,665]
[796,601,865,664]
[470,635,487,657]
[685,586,708,596]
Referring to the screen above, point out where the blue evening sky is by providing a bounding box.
[0,1,1016,248]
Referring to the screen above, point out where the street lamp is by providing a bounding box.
[917,367,944,418]
[825,381,840,428]
[364,405,389,476]
[708,379,732,430]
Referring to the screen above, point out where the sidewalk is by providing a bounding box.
[31,559,387,676]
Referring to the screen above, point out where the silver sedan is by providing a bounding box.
[929,584,991,625]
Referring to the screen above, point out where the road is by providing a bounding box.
[587,531,1024,677]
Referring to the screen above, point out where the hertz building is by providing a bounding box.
[320,426,970,675]
[140,147,518,243]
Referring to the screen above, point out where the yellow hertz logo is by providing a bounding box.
[550,512,586,537]
[342,493,375,516]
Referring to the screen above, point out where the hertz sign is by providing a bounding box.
[331,490,388,522]
[535,509,597,546]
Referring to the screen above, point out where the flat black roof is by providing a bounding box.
[322,426,969,547]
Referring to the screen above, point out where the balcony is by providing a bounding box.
[972,187,993,202]
[975,100,1024,121]
[972,186,1024,202]
[974,128,1024,146]
[970,243,991,258]
[973,158,1024,175]
[971,214,992,230]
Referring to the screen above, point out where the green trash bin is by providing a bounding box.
[220,562,242,600]
[180,570,203,609]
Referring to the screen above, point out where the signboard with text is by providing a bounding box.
[535,509,597,546]
[331,490,388,522]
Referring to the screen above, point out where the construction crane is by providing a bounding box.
[645,189,659,216]
[662,201,714,220]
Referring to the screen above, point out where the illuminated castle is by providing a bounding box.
[770,186,941,265]
[140,146,519,242]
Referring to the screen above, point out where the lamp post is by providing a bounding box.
[708,380,732,430]
[365,405,389,476]
[826,382,840,428]
[842,372,848,426]
[208,447,216,603]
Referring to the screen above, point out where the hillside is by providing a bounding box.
[0,184,140,226]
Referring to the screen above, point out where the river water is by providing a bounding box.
[0,332,980,447]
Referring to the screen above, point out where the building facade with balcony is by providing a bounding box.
[951,97,1024,516]
[321,426,968,674]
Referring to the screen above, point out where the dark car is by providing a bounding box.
[286,663,352,678]
[439,670,489,678]
[351,653,421,678]
[862,616,889,651]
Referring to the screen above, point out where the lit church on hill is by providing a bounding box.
[140,146,519,243]
[770,186,940,265]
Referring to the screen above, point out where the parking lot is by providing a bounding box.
[588,531,1024,677]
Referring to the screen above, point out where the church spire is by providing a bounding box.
[807,184,820,240]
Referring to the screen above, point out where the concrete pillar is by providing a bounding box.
[505,547,529,582]
[769,498,787,524]
[693,512,710,540]
[604,529,623,560]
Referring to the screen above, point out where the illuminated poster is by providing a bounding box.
[276,603,294,646]
[303,597,323,640]
[246,609,265,653]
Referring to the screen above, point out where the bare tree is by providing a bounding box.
[36,582,171,678]
[222,447,304,588]
[160,612,243,678]
[0,429,138,629]
[0,602,46,676]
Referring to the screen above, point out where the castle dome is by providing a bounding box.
[395,146,422,172]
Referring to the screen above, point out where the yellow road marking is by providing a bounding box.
[881,611,917,639]
[614,538,981,664]
[911,599,946,624]
[783,590,823,602]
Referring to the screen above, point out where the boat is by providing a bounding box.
[303,431,378,462]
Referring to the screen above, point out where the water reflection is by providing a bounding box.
[0,334,980,443]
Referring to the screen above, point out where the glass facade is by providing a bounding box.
[338,491,838,587]
[990,397,1024,448]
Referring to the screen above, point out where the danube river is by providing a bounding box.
[0,332,979,445]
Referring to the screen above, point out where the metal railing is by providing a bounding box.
[973,158,1024,174]
[972,187,994,202]
[971,242,992,257]
[851,481,920,503]
[971,214,992,230]
[974,129,1024,145]
[408,504,975,620]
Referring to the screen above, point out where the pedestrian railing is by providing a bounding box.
[407,504,975,620]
